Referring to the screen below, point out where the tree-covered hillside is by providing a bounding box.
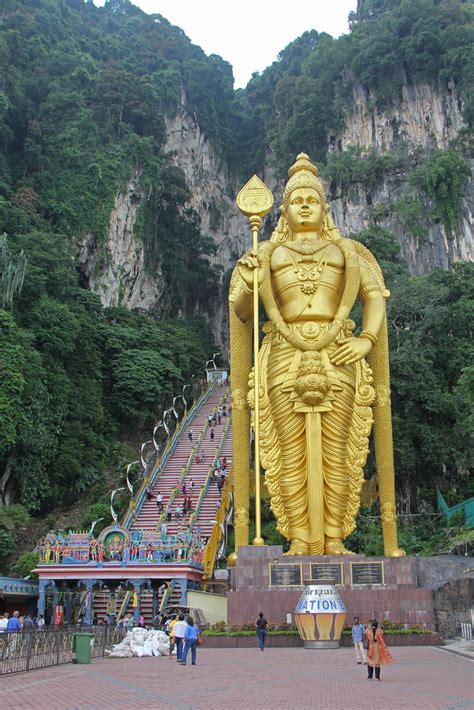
[0,0,225,533]
[0,0,472,570]
[238,0,473,175]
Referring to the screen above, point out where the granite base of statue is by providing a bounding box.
[294,579,346,649]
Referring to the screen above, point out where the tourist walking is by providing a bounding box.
[188,429,193,441]
[6,611,22,632]
[352,616,367,664]
[173,613,186,662]
[255,611,268,651]
[156,491,163,512]
[180,615,200,666]
[366,620,392,680]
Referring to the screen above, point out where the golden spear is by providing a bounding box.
[236,175,274,545]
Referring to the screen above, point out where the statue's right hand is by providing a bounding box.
[237,250,265,290]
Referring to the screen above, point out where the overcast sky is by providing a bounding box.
[93,0,358,88]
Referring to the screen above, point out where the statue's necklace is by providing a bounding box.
[285,244,331,297]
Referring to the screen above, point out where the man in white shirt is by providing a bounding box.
[173,614,187,662]
[0,613,8,632]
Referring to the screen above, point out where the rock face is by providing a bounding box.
[328,79,473,274]
[164,102,249,275]
[78,82,472,317]
[77,169,163,311]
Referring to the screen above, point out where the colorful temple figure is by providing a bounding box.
[90,536,98,561]
[61,544,72,560]
[98,543,105,563]
[230,153,405,557]
[44,541,51,563]
[146,542,154,562]
[53,541,61,563]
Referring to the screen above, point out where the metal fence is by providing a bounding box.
[0,626,125,675]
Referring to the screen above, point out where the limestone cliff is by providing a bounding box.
[77,169,163,311]
[78,82,472,316]
[328,79,472,274]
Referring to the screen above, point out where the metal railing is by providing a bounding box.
[460,622,473,641]
[122,381,217,529]
[0,626,126,675]
[188,412,231,534]
[202,466,233,585]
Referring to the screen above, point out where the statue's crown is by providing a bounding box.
[283,153,324,209]
[288,152,318,179]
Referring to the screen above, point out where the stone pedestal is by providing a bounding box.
[227,546,436,627]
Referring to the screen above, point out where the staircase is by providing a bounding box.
[130,387,231,538]
[92,585,183,626]
[193,422,232,539]
[90,385,233,623]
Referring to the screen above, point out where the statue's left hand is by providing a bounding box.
[330,337,372,366]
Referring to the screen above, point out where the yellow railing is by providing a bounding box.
[201,467,233,585]
[116,591,131,624]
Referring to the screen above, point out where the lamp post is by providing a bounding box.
[125,461,139,496]
[172,396,181,424]
[110,488,125,523]
[152,422,164,452]
[163,408,173,437]
[140,441,152,471]
[181,384,192,413]
[88,518,104,537]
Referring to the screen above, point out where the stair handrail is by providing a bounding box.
[202,466,233,584]
[159,580,176,613]
[115,590,131,624]
[122,380,217,529]
[188,413,231,534]
[163,391,229,526]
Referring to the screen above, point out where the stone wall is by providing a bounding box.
[201,633,441,648]
[228,546,474,634]
[433,578,474,639]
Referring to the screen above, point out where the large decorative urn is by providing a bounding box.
[294,579,346,649]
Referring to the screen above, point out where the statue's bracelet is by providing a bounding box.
[359,331,377,346]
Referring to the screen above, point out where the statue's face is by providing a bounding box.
[286,187,323,234]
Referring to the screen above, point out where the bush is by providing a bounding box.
[14,551,38,579]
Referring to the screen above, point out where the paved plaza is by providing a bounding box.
[2,647,472,710]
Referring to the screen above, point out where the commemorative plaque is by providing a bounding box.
[310,563,343,586]
[350,561,384,586]
[269,563,302,587]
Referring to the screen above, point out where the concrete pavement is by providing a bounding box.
[1,647,473,710]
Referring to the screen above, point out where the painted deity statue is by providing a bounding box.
[229,153,405,557]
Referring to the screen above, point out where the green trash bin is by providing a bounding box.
[72,632,94,664]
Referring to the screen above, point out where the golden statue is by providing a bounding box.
[229,153,405,557]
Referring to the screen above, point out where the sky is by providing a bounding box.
[93,0,358,88]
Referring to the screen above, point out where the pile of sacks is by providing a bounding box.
[105,628,171,658]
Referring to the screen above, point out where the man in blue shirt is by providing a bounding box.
[351,616,367,664]
[7,611,22,632]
